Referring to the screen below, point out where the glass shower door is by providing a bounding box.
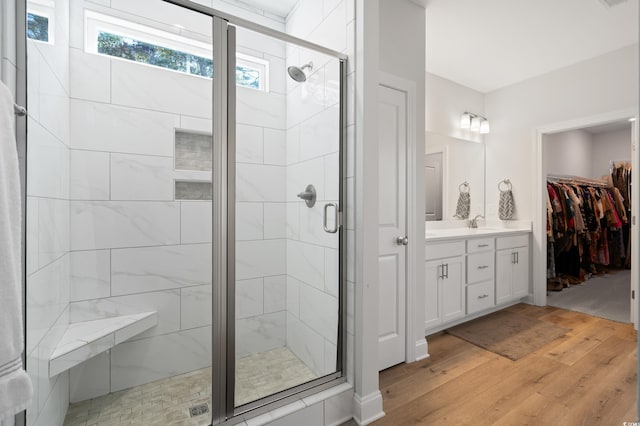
[231,26,343,410]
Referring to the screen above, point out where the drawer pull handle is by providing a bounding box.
[478,265,489,269]
[478,244,489,247]
[478,294,489,299]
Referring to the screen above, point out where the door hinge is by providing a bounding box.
[632,290,635,300]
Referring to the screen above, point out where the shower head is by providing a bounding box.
[287,62,313,82]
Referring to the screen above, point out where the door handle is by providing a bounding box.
[512,252,516,264]
[323,203,339,233]
[477,265,489,270]
[396,236,408,246]
[516,252,519,264]
[478,294,489,299]
[444,263,449,279]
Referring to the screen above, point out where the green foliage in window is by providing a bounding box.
[236,65,260,89]
[96,31,263,89]
[98,32,213,78]
[27,13,49,42]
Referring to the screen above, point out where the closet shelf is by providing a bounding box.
[48,312,158,378]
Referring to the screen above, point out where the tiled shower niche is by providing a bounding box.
[174,129,213,201]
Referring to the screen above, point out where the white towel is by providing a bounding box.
[0,81,32,421]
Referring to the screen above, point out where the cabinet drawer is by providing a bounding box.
[467,281,495,314]
[467,252,494,284]
[467,237,494,253]
[496,234,529,250]
[426,241,465,260]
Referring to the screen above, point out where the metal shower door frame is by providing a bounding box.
[162,0,349,423]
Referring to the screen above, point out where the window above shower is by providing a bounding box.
[27,0,55,44]
[84,10,269,90]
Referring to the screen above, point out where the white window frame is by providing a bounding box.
[27,0,55,44]
[84,10,269,91]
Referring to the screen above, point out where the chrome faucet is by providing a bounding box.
[469,214,484,228]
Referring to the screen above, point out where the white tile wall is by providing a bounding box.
[237,202,264,241]
[70,150,110,200]
[70,250,110,302]
[264,128,287,165]
[263,275,286,314]
[69,351,110,403]
[180,201,212,244]
[110,326,212,392]
[69,48,110,103]
[237,163,286,202]
[287,240,325,290]
[38,198,70,267]
[264,203,286,239]
[70,201,180,250]
[110,153,174,201]
[111,244,211,295]
[237,124,264,164]
[299,284,338,344]
[237,239,286,280]
[70,99,179,156]
[236,312,286,358]
[180,284,212,329]
[286,313,324,376]
[236,278,264,319]
[27,118,69,200]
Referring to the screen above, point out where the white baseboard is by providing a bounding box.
[352,391,384,425]
[414,338,429,361]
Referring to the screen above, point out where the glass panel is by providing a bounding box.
[25,1,215,425]
[233,26,342,409]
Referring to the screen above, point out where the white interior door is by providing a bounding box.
[377,83,407,371]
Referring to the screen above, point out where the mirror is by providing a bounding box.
[425,131,485,221]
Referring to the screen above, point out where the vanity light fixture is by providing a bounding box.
[480,119,490,134]
[460,112,472,129]
[460,111,490,134]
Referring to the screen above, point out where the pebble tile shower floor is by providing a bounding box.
[62,347,317,426]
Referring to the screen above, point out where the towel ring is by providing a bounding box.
[498,179,512,191]
[458,181,470,193]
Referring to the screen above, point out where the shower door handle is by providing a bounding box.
[323,203,339,233]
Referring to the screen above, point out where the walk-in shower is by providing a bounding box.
[21,0,346,425]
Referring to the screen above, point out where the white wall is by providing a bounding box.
[1,0,16,97]
[426,72,484,143]
[544,129,593,178]
[544,126,632,180]
[592,127,631,177]
[25,0,71,424]
[484,44,638,220]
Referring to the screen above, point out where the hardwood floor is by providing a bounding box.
[375,304,637,426]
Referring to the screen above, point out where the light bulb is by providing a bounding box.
[480,119,490,134]
[470,116,481,131]
[460,113,472,129]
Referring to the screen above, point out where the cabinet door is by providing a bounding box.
[424,260,441,329]
[495,250,513,305]
[512,246,529,298]
[441,256,465,322]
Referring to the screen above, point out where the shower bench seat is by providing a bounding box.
[48,311,158,377]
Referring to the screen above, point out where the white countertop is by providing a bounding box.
[425,220,531,242]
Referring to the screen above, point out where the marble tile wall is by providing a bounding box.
[25,0,72,425]
[66,0,288,403]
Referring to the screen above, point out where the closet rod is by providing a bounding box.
[547,174,610,188]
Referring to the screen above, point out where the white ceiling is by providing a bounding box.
[426,0,639,93]
[231,0,299,18]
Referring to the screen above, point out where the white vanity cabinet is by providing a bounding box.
[425,229,531,335]
[424,241,465,329]
[496,234,530,304]
[466,237,495,315]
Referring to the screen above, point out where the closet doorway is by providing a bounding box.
[536,112,638,327]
